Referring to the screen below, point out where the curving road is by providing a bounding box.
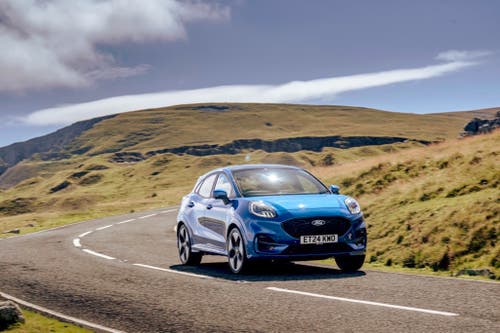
[0,208,498,332]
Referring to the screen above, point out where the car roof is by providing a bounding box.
[202,164,302,177]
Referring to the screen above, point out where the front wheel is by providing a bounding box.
[177,224,202,265]
[227,228,248,274]
[335,255,365,272]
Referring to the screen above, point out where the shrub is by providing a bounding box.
[468,227,488,253]
[396,235,404,244]
[402,254,416,268]
[79,174,103,186]
[50,181,71,193]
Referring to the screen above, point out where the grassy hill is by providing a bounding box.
[0,103,498,277]
[59,104,497,156]
[316,131,499,277]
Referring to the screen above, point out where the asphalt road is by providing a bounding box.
[0,208,498,332]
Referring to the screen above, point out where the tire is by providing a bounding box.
[227,227,249,274]
[177,224,202,265]
[335,254,365,272]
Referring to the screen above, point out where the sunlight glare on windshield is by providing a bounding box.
[266,173,280,182]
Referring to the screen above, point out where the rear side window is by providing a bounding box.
[197,174,217,198]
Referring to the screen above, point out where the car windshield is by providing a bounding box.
[232,167,329,197]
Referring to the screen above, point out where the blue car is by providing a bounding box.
[176,164,367,274]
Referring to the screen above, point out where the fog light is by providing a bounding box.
[256,234,277,252]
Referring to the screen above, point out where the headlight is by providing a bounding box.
[344,197,361,214]
[249,201,277,218]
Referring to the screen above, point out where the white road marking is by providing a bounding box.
[72,238,81,248]
[82,249,115,260]
[266,287,459,317]
[117,218,136,224]
[96,224,113,231]
[133,263,214,279]
[160,209,177,214]
[78,231,92,238]
[138,213,157,219]
[0,291,125,333]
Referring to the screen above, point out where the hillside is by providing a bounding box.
[1,104,497,187]
[0,115,115,175]
[0,103,498,278]
[316,131,499,277]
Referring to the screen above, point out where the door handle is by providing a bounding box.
[187,201,195,208]
[206,204,213,210]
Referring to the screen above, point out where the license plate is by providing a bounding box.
[300,234,338,245]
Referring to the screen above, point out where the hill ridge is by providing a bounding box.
[0,115,116,176]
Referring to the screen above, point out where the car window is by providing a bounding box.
[197,174,217,198]
[214,173,233,197]
[233,168,329,197]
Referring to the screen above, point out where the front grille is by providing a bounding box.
[281,216,351,238]
[283,243,352,255]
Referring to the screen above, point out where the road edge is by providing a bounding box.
[0,291,125,333]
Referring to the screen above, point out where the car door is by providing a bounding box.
[202,172,234,252]
[189,173,218,246]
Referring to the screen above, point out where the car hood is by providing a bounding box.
[249,194,350,216]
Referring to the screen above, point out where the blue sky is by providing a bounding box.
[1,0,499,147]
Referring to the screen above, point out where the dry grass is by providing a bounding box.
[316,131,500,277]
[68,103,498,156]
[0,142,423,236]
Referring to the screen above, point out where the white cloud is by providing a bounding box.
[23,54,480,126]
[436,50,492,62]
[0,0,230,92]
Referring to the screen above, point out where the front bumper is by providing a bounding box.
[243,215,367,260]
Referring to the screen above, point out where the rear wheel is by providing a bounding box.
[335,255,365,272]
[227,228,248,274]
[177,224,202,265]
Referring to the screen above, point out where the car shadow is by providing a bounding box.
[169,260,366,282]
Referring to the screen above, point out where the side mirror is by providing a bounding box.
[213,189,230,205]
[329,185,340,194]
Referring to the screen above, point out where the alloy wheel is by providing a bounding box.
[227,228,246,273]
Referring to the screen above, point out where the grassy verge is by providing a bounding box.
[3,309,92,333]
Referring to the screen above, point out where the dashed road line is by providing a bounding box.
[82,249,116,260]
[138,213,157,219]
[78,231,92,238]
[133,263,214,279]
[72,238,81,248]
[266,287,459,317]
[160,209,177,214]
[117,219,136,224]
[96,224,113,231]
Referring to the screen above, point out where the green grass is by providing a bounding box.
[4,309,92,333]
